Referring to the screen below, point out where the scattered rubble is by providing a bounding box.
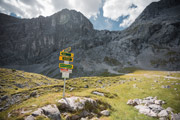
[127,96,179,120]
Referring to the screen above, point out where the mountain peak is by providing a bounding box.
[51,8,93,31]
[135,0,180,21]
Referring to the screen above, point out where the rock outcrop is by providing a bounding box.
[57,97,110,120]
[26,104,61,120]
[0,0,180,78]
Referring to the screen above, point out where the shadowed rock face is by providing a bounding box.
[0,9,94,65]
[0,0,180,78]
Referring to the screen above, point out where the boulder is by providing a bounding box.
[161,85,171,89]
[148,110,157,117]
[90,117,99,120]
[127,99,137,106]
[100,110,110,116]
[133,99,141,105]
[32,108,43,117]
[41,104,61,120]
[166,107,173,113]
[58,97,97,111]
[80,117,89,120]
[25,115,35,120]
[84,85,89,88]
[171,113,180,120]
[155,100,162,105]
[66,115,80,120]
[135,105,149,110]
[158,110,169,117]
[159,117,168,120]
[69,88,74,91]
[154,80,158,83]
[144,96,154,100]
[141,99,154,105]
[148,104,163,113]
[139,107,151,115]
[135,105,158,117]
[80,110,90,118]
[174,88,177,91]
[92,91,104,96]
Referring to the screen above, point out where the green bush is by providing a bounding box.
[12,69,16,72]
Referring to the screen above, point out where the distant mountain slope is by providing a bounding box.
[0,0,180,78]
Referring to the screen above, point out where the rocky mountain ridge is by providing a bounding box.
[0,0,180,78]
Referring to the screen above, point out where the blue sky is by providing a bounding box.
[0,0,159,31]
[89,8,129,31]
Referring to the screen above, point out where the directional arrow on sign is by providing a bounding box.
[59,63,73,69]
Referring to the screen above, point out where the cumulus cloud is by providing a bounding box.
[103,0,160,28]
[0,0,102,18]
[0,0,160,30]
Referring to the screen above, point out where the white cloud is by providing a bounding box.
[103,0,160,28]
[104,19,113,30]
[0,0,102,18]
[0,0,160,30]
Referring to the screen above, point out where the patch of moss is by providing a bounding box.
[35,116,50,120]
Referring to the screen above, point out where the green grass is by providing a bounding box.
[118,67,141,73]
[0,68,64,95]
[0,68,180,120]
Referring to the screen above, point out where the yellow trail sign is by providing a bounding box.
[60,52,74,57]
[59,63,73,69]
[59,56,73,62]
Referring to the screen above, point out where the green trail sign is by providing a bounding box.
[59,63,73,69]
[59,56,73,62]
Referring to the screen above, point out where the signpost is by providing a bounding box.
[59,47,74,98]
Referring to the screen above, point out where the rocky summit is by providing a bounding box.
[0,0,180,78]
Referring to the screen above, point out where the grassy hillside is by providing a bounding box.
[0,68,180,120]
[0,68,64,94]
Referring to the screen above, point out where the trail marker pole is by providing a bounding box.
[63,78,66,98]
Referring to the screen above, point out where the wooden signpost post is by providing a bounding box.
[59,47,74,98]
